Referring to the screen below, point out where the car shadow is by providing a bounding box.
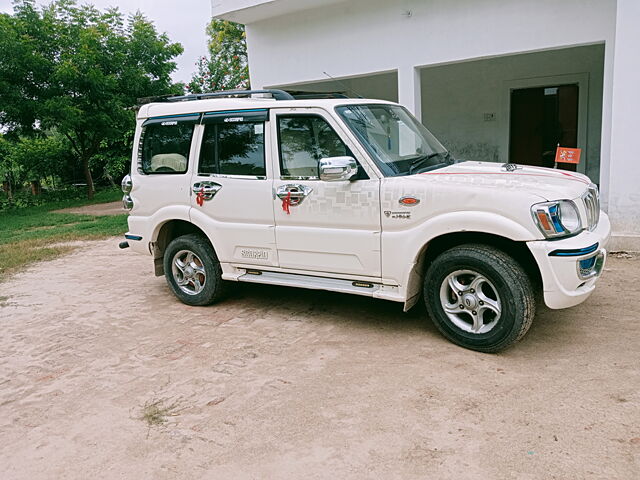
[191,280,436,336]
[158,278,595,355]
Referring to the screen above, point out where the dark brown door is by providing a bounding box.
[509,84,579,171]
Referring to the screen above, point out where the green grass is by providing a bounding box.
[0,189,127,280]
[139,398,182,427]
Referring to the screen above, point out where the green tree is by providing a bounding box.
[187,19,249,94]
[0,0,184,198]
[92,124,136,188]
[8,134,70,182]
[0,136,20,199]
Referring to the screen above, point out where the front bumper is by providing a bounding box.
[527,211,611,309]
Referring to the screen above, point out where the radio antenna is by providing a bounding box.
[322,71,364,98]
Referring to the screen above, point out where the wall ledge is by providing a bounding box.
[608,234,640,252]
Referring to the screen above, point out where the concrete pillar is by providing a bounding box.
[397,66,422,122]
[607,0,640,250]
[599,35,616,211]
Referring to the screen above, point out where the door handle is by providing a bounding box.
[192,181,222,201]
[276,184,313,206]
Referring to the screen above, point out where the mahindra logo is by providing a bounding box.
[501,163,522,172]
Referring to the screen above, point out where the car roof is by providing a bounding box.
[137,97,397,120]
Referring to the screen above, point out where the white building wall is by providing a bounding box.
[606,0,640,246]
[244,0,615,89]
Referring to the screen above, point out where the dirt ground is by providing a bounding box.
[0,239,638,479]
[52,201,125,216]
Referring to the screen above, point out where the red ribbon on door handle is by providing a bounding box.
[196,187,205,207]
[281,191,291,215]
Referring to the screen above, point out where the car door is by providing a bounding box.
[131,114,200,220]
[271,108,381,278]
[189,108,277,267]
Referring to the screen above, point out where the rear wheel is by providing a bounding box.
[424,244,535,353]
[163,233,227,306]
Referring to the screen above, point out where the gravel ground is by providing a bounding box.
[0,238,638,479]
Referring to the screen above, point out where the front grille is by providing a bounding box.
[582,184,600,231]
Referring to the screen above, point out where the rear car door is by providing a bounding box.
[271,108,382,278]
[132,113,200,219]
[189,108,277,267]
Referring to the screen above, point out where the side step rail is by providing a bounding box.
[237,270,380,297]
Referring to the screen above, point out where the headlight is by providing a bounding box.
[531,200,582,238]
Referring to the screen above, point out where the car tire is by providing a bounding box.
[423,244,535,353]
[163,233,227,306]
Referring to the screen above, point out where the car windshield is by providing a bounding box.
[336,104,453,177]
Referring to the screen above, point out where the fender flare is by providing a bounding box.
[148,205,193,243]
[417,210,537,245]
[396,211,539,310]
[187,207,224,253]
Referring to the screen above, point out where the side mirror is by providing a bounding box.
[319,156,358,181]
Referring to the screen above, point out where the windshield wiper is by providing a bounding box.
[419,162,450,173]
[409,152,452,174]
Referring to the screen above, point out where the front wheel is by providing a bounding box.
[163,233,227,306]
[423,244,535,353]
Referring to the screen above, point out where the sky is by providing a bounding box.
[0,0,212,84]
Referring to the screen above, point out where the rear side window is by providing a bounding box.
[140,123,194,174]
[199,122,266,177]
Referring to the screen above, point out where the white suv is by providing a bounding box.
[121,89,610,352]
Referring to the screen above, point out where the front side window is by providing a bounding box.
[199,122,265,176]
[336,104,452,177]
[140,123,194,174]
[278,115,352,178]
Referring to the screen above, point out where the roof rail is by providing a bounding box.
[290,92,349,99]
[165,89,295,102]
[136,94,175,106]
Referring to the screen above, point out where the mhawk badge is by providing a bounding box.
[384,211,411,219]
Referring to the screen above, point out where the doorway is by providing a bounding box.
[509,84,579,171]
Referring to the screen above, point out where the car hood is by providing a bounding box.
[417,161,592,201]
